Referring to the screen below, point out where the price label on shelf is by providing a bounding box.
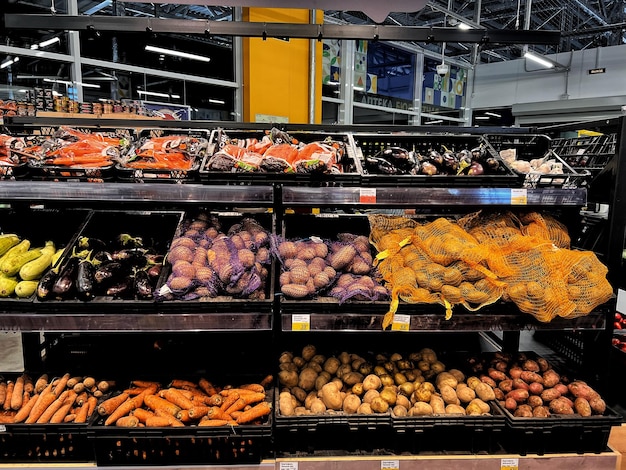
[291,314,310,331]
[391,314,410,331]
[510,188,527,205]
[501,458,519,470]
[381,460,399,470]
[279,462,298,470]
[360,188,377,203]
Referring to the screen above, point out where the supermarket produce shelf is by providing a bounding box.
[0,312,272,332]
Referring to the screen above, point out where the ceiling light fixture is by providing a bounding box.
[137,90,180,99]
[524,51,555,69]
[30,37,60,50]
[475,116,490,120]
[458,22,472,30]
[425,119,443,124]
[485,112,501,118]
[0,57,19,69]
[208,99,225,105]
[145,45,211,63]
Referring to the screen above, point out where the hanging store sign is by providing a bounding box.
[588,68,606,75]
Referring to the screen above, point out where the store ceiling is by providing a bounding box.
[5,0,626,66]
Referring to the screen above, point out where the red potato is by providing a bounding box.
[520,371,544,385]
[549,397,574,415]
[498,379,513,393]
[506,389,529,403]
[540,388,561,402]
[508,367,523,379]
[528,382,544,395]
[542,370,561,388]
[512,378,529,391]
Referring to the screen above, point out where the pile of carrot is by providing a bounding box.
[121,135,206,170]
[0,373,113,424]
[97,375,273,428]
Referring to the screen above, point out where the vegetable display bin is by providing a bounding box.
[199,128,362,186]
[353,132,518,187]
[116,128,210,183]
[0,208,91,308]
[35,210,183,311]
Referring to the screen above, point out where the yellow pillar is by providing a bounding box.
[242,8,322,124]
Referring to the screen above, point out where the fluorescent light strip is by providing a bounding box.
[475,116,490,120]
[145,45,211,63]
[425,120,443,124]
[524,51,555,69]
[485,112,501,118]
[458,22,472,30]
[44,78,72,85]
[208,98,225,105]
[31,37,60,50]
[0,57,19,69]
[137,90,180,99]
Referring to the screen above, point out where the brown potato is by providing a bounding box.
[430,395,446,414]
[279,391,296,416]
[468,398,491,414]
[466,376,481,390]
[323,357,341,375]
[542,370,561,388]
[396,394,411,410]
[589,396,607,415]
[532,405,551,417]
[514,404,533,417]
[550,397,575,415]
[410,402,434,416]
[445,404,466,415]
[310,397,327,414]
[475,382,496,402]
[370,396,390,413]
[393,405,408,417]
[342,394,361,414]
[279,370,299,388]
[440,384,460,405]
[498,379,513,393]
[488,368,507,382]
[479,375,497,388]
[363,374,382,392]
[540,388,561,402]
[357,403,373,414]
[456,384,476,403]
[568,381,600,401]
[320,382,343,411]
[436,372,458,390]
[291,386,307,403]
[574,397,592,416]
[351,383,364,396]
[448,369,465,383]
[342,372,364,387]
[298,368,319,392]
[362,389,380,404]
[527,395,543,408]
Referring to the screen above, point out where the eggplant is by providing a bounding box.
[112,248,148,267]
[134,269,154,299]
[364,155,400,175]
[106,276,134,299]
[76,258,96,301]
[93,250,113,263]
[52,257,79,298]
[442,152,459,172]
[36,268,59,300]
[427,150,444,167]
[94,262,128,285]
[468,161,485,176]
[147,264,162,280]
[421,161,438,175]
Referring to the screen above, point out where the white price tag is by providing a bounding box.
[501,458,519,470]
[381,460,399,470]
[511,188,527,205]
[280,463,298,470]
[391,314,410,331]
[291,314,310,331]
[360,188,377,203]
[0,425,5,433]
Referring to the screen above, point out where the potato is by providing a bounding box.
[279,391,296,416]
[362,389,380,404]
[589,396,607,415]
[528,382,544,396]
[568,381,600,401]
[436,372,458,390]
[356,403,373,415]
[323,357,341,375]
[542,370,561,388]
[294,406,309,416]
[279,370,299,388]
[291,386,307,403]
[469,398,491,414]
[310,354,326,365]
[512,378,530,391]
[488,368,507,382]
[363,374,382,392]
[574,397,592,416]
[554,383,569,395]
[479,375,497,388]
[393,405,408,417]
[331,377,344,391]
[514,404,533,417]
[380,374,395,387]
[493,388,505,401]
[320,382,343,411]
[310,397,327,414]
[475,382,496,402]
[448,369,465,383]
[279,351,294,364]
[504,397,517,411]
[440,384,460,405]
[370,396,390,413]
[498,379,513,393]
[305,391,318,409]
[520,371,543,384]
[466,376,481,390]
[540,388,561,402]
[430,395,446,414]
[522,359,540,372]
[340,394,361,414]
[280,362,298,372]
[445,404,466,415]
[298,368,319,392]
[527,395,543,408]
[393,372,408,385]
[398,382,415,397]
[456,384,476,403]
[352,383,364,396]
[537,357,550,372]
[550,397,575,415]
[315,372,331,391]
[396,394,411,410]
[379,387,397,406]
[336,364,353,379]
[413,383,433,403]
[342,372,364,387]
[306,362,323,374]
[532,405,551,417]
[431,361,446,374]
[506,389,529,403]
[509,366,523,379]
[292,356,306,368]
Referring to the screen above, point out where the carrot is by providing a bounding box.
[170,379,197,389]
[21,391,30,408]
[10,376,25,410]
[187,405,211,420]
[0,382,6,405]
[75,391,88,406]
[225,397,247,415]
[74,400,90,424]
[97,392,130,416]
[132,408,155,424]
[259,375,274,389]
[3,381,14,410]
[25,388,57,423]
[53,373,71,396]
[198,418,238,427]
[205,406,232,421]
[219,392,240,412]
[124,386,152,396]
[86,395,98,418]
[13,393,38,423]
[240,383,265,393]
[0,414,15,424]
[198,378,217,396]
[200,394,222,407]
[161,388,194,410]
[145,416,173,427]
[241,392,266,406]
[115,415,139,427]
[144,394,181,416]
[37,390,69,423]
[154,409,184,427]
[176,409,192,423]
[50,391,77,424]
[34,374,48,393]
[104,394,144,426]
[131,380,161,388]
[236,401,271,424]
[64,413,77,423]
[23,375,34,394]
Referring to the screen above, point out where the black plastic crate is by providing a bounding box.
[353,132,518,188]
[154,211,275,314]
[494,400,622,455]
[483,133,591,189]
[0,208,90,307]
[0,163,29,180]
[116,128,210,183]
[391,406,506,454]
[35,210,183,310]
[0,422,93,463]
[199,128,361,186]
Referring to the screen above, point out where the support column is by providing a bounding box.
[242,8,322,124]
[67,0,83,102]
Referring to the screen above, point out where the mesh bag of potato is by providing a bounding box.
[273,233,388,302]
[369,211,613,328]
